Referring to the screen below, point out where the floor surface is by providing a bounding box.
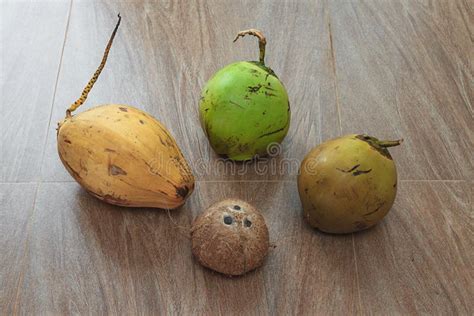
[1,0,473,314]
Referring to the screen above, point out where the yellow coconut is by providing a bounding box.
[298,134,402,233]
[57,14,194,209]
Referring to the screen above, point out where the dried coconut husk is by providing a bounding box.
[191,199,270,276]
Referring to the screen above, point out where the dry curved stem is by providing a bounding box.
[233,29,267,65]
[378,138,404,148]
[65,13,122,118]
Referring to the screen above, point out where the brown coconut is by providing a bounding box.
[191,199,270,276]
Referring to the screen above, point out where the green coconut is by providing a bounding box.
[199,29,290,161]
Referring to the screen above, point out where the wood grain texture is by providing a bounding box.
[1,0,473,314]
[328,0,474,181]
[0,183,37,315]
[40,0,340,183]
[353,181,473,314]
[0,0,71,182]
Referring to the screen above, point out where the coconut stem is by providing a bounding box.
[377,139,404,147]
[233,29,267,65]
[65,13,121,118]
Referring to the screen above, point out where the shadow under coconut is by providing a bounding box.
[74,187,201,310]
[193,261,267,314]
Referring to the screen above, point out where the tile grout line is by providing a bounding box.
[326,0,343,135]
[0,179,469,184]
[38,0,74,176]
[12,0,74,312]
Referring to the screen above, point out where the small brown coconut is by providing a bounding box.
[191,199,270,276]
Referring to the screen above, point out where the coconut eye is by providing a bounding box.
[244,218,252,228]
[233,205,241,211]
[223,215,233,225]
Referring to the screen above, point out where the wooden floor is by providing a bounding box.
[1,0,473,314]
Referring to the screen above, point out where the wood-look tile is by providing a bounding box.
[40,0,339,183]
[1,0,70,182]
[15,180,358,314]
[353,181,473,314]
[2,0,472,314]
[328,0,473,180]
[0,183,37,314]
[16,182,197,314]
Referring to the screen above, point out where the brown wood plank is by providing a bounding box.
[0,183,37,314]
[40,0,340,182]
[0,0,71,182]
[27,0,357,314]
[16,182,199,314]
[353,181,474,314]
[328,0,473,180]
[3,0,472,314]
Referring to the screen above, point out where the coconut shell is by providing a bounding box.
[191,199,269,276]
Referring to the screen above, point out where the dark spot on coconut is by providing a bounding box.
[257,124,287,139]
[109,164,127,176]
[238,143,250,153]
[223,215,233,225]
[262,110,267,115]
[158,136,166,146]
[176,185,190,199]
[204,108,209,112]
[64,139,72,144]
[101,193,130,206]
[105,148,115,153]
[233,205,241,210]
[364,203,385,216]
[393,182,397,188]
[119,107,128,112]
[353,169,372,176]
[354,221,368,230]
[304,188,309,194]
[247,84,262,93]
[244,218,252,227]
[336,164,360,173]
[264,84,276,91]
[139,119,144,124]
[264,91,276,97]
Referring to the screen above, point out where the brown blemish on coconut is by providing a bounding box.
[176,185,190,199]
[119,107,128,112]
[109,164,127,176]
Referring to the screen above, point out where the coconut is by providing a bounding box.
[199,29,290,161]
[56,14,194,209]
[191,199,269,276]
[298,134,402,233]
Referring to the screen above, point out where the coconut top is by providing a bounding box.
[191,199,270,276]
